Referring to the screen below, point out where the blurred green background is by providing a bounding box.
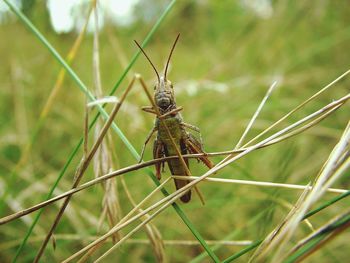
[0,0,349,262]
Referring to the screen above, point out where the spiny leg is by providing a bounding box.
[139,126,157,163]
[136,75,205,204]
[137,75,190,175]
[186,133,214,169]
[159,106,183,119]
[181,122,203,147]
[153,138,165,180]
[141,106,157,115]
[142,105,183,118]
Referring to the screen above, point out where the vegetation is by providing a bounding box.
[0,1,349,262]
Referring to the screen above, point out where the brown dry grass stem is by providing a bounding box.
[9,4,93,178]
[33,76,135,262]
[201,69,350,194]
[77,177,171,263]
[63,92,350,262]
[171,176,348,194]
[251,121,350,262]
[119,176,165,263]
[242,68,350,148]
[0,93,348,226]
[1,156,347,227]
[217,69,350,172]
[287,209,350,261]
[91,0,122,245]
[0,235,252,251]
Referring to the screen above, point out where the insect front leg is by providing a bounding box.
[141,106,157,115]
[139,126,157,162]
[159,106,183,119]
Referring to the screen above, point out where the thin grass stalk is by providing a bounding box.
[3,1,221,261]
[83,100,89,158]
[65,93,350,262]
[289,210,350,255]
[269,198,315,232]
[171,176,348,194]
[33,78,134,262]
[285,209,350,262]
[190,212,265,263]
[0,149,335,226]
[217,70,350,170]
[234,81,277,149]
[3,6,350,260]
[78,177,171,263]
[1,94,348,226]
[85,79,347,262]
[237,124,350,262]
[91,0,121,241]
[242,69,350,148]
[249,183,312,263]
[7,4,93,262]
[222,191,350,262]
[93,199,181,262]
[222,240,262,263]
[0,236,254,251]
[161,94,350,216]
[104,94,350,261]
[258,122,350,262]
[3,2,350,262]
[72,177,172,263]
[119,176,165,263]
[6,0,92,188]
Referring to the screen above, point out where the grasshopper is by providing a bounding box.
[136,34,214,203]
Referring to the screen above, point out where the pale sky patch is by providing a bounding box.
[0,0,21,23]
[46,0,138,34]
[104,0,138,26]
[47,0,78,33]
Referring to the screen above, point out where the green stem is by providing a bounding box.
[222,190,350,262]
[284,212,350,263]
[3,0,219,262]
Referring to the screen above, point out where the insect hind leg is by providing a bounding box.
[185,133,214,169]
[181,122,204,147]
[153,138,165,180]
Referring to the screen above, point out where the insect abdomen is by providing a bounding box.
[158,116,191,202]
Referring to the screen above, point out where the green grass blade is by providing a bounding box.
[284,212,350,263]
[222,241,262,263]
[3,0,131,156]
[191,211,265,263]
[303,190,350,219]
[4,0,219,261]
[283,236,323,263]
[12,138,84,262]
[222,190,350,262]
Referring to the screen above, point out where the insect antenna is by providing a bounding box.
[134,40,160,83]
[164,33,180,80]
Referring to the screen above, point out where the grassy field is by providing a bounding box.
[0,1,349,262]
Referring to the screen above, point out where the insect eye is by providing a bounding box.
[153,86,156,90]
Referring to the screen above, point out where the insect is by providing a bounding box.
[136,34,214,203]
